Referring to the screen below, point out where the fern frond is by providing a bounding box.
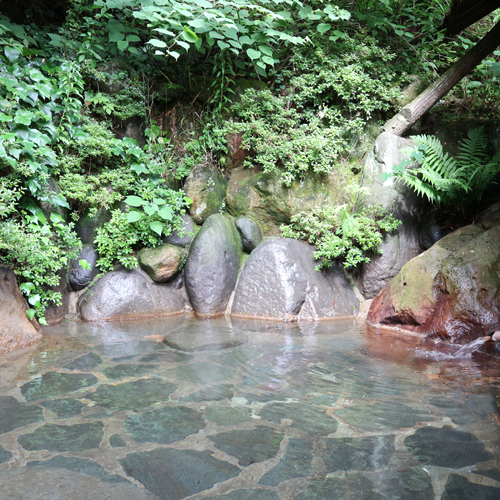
[456,126,488,170]
[402,173,444,205]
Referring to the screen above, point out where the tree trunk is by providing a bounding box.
[384,19,500,137]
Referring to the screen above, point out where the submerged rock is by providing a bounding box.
[231,238,359,321]
[78,268,185,321]
[0,266,42,352]
[368,203,500,342]
[184,214,242,317]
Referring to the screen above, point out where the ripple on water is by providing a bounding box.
[1,317,500,499]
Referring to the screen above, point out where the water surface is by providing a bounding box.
[0,316,499,499]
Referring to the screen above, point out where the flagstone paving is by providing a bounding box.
[0,316,499,499]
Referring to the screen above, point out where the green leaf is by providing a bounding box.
[50,212,65,224]
[124,195,145,207]
[247,48,261,60]
[158,205,173,221]
[262,56,274,66]
[127,211,142,223]
[131,163,149,175]
[19,282,35,294]
[182,27,198,43]
[4,47,20,62]
[317,23,331,34]
[28,294,41,307]
[14,110,35,126]
[167,50,180,60]
[259,45,272,56]
[148,39,167,48]
[109,30,125,42]
[26,309,36,320]
[79,259,92,270]
[144,204,157,216]
[217,41,230,50]
[0,112,12,123]
[117,40,129,51]
[153,198,166,205]
[150,221,163,235]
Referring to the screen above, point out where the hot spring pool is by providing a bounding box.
[0,316,499,499]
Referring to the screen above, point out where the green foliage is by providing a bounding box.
[281,204,401,269]
[226,36,402,185]
[385,127,500,208]
[0,208,80,324]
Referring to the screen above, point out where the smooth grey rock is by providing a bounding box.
[78,268,185,321]
[359,132,424,298]
[163,214,195,247]
[231,238,359,321]
[138,244,184,283]
[75,207,111,245]
[235,217,263,252]
[184,214,242,317]
[0,266,42,352]
[69,245,100,291]
[184,164,227,224]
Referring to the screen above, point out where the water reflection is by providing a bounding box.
[0,316,499,499]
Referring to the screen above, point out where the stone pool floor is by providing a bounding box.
[0,316,500,499]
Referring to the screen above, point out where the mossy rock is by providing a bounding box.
[226,167,354,235]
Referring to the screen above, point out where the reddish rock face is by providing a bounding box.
[368,204,500,343]
[0,266,42,352]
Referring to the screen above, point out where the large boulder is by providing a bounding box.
[367,204,500,343]
[138,244,185,283]
[69,245,101,291]
[184,165,227,224]
[184,214,242,318]
[231,238,359,321]
[358,132,424,298]
[226,168,352,235]
[78,268,185,322]
[0,266,42,352]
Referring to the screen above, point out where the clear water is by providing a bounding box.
[0,316,500,500]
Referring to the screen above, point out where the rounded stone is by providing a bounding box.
[138,244,184,283]
[78,268,185,322]
[184,214,242,317]
[163,214,195,247]
[235,217,263,253]
[69,245,101,291]
[231,238,359,321]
